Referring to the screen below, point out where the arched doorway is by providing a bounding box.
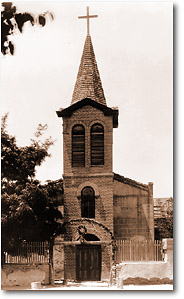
[76,234,101,281]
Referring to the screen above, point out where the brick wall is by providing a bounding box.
[113,178,154,240]
[62,105,113,175]
[62,105,114,231]
[64,245,76,280]
[63,175,114,232]
[60,104,118,282]
[62,220,114,281]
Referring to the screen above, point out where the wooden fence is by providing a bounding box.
[114,240,164,263]
[3,240,164,264]
[3,241,49,264]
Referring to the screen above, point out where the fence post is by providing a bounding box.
[129,240,131,261]
[49,238,54,285]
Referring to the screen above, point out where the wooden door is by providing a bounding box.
[76,245,101,281]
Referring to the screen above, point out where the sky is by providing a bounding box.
[1,0,173,198]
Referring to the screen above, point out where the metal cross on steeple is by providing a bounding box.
[78,6,98,36]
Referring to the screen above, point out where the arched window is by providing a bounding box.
[72,125,85,167]
[91,123,104,166]
[81,187,95,218]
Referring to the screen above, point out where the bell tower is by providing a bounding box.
[56,8,118,234]
[56,7,119,282]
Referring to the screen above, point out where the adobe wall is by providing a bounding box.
[113,178,154,240]
[1,263,50,288]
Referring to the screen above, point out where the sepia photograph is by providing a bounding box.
[1,0,173,291]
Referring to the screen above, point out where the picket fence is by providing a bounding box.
[3,240,164,264]
[114,239,164,263]
[3,241,49,264]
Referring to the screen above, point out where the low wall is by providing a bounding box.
[118,261,173,280]
[116,238,173,285]
[1,263,50,289]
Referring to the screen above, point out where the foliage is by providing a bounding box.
[1,2,54,55]
[1,114,53,184]
[1,114,63,252]
[154,197,173,240]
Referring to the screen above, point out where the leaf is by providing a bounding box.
[49,12,54,21]
[2,2,13,10]
[38,15,46,27]
[22,13,34,25]
[1,22,11,38]
[1,3,54,56]
[9,41,14,55]
[15,13,24,32]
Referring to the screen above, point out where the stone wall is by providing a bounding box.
[113,175,154,240]
[1,263,50,288]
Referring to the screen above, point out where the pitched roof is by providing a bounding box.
[57,98,118,128]
[71,35,106,106]
[113,173,149,191]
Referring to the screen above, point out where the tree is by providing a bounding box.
[1,2,54,55]
[1,114,63,252]
[154,197,173,240]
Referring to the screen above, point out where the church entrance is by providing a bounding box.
[76,245,101,281]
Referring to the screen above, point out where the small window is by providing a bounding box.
[81,187,95,218]
[91,123,104,166]
[83,234,100,241]
[72,125,85,167]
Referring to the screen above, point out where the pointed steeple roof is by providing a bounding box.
[71,35,107,106]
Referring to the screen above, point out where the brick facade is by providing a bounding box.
[62,105,113,176]
[60,104,115,281]
[55,33,154,283]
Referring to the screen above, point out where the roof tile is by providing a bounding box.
[71,35,106,106]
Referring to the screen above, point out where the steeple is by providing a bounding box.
[71,8,106,106]
[71,35,106,106]
[57,7,118,127]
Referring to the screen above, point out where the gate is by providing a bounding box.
[76,245,101,281]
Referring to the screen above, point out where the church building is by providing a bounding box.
[54,8,154,283]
